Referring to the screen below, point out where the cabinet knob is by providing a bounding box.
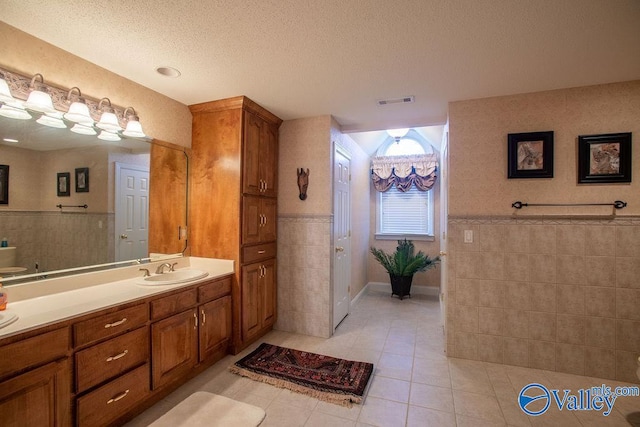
[120,234,128,239]
[335,246,344,252]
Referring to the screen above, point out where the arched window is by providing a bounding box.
[375,130,436,238]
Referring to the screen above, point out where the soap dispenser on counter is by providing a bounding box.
[0,237,7,248]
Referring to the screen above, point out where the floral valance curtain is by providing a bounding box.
[371,154,438,192]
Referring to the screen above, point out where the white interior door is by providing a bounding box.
[439,128,449,329]
[115,163,149,262]
[333,145,351,330]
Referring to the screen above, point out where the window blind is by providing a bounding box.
[379,186,433,235]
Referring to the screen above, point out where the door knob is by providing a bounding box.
[439,251,447,256]
[335,246,344,252]
[120,234,128,239]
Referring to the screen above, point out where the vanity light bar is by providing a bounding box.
[0,65,147,138]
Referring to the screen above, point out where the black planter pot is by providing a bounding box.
[390,275,413,300]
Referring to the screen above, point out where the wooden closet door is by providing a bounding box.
[242,111,262,196]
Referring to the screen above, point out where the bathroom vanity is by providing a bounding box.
[0,257,233,427]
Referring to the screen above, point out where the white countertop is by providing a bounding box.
[0,256,234,340]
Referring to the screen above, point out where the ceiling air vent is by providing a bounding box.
[377,96,415,106]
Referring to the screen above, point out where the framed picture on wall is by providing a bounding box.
[57,172,71,197]
[507,131,554,179]
[75,167,89,193]
[578,132,632,184]
[0,165,8,205]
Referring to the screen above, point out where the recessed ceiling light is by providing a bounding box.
[3,138,19,143]
[156,66,181,78]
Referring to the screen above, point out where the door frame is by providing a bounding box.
[439,125,450,335]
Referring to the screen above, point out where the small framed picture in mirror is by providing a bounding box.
[57,172,70,197]
[0,165,8,204]
[75,167,89,193]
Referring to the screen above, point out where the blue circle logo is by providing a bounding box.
[518,383,551,416]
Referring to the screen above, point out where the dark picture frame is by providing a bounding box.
[578,133,632,184]
[75,167,89,193]
[57,172,71,197]
[508,131,554,179]
[0,165,8,205]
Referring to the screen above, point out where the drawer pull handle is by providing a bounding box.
[194,312,198,329]
[106,350,129,362]
[201,309,206,325]
[258,250,266,254]
[104,318,127,329]
[107,389,130,404]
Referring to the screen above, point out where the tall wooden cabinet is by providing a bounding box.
[189,96,282,354]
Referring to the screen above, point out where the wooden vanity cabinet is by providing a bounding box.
[0,328,71,427]
[151,277,232,389]
[241,259,277,343]
[151,307,198,389]
[243,109,278,197]
[0,274,233,426]
[243,195,277,245]
[190,96,281,354]
[73,302,150,427]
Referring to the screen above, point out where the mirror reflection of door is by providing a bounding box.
[115,163,149,261]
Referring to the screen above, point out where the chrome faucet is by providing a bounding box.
[139,268,150,277]
[155,263,173,274]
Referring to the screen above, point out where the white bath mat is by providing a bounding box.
[149,392,265,427]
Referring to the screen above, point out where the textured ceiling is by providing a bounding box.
[1,0,639,138]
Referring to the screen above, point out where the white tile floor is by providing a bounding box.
[126,290,640,427]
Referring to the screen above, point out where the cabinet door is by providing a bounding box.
[260,122,278,197]
[242,110,262,195]
[261,259,277,328]
[241,263,261,342]
[261,197,277,242]
[242,195,262,245]
[151,309,198,390]
[0,359,71,427]
[199,296,232,362]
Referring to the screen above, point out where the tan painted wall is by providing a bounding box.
[449,81,640,217]
[278,116,333,215]
[0,22,191,148]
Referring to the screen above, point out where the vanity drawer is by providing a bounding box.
[74,304,148,348]
[150,288,197,321]
[242,242,276,264]
[75,326,149,393]
[76,363,150,427]
[0,328,69,379]
[198,276,232,303]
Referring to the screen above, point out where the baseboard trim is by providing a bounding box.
[365,281,440,297]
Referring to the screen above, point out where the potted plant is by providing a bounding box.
[370,239,440,300]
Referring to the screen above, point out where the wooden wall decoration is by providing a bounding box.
[297,168,309,200]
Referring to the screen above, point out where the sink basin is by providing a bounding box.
[138,269,209,286]
[0,309,18,329]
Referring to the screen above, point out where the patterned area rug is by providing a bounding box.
[229,342,374,407]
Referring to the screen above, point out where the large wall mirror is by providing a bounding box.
[0,113,188,285]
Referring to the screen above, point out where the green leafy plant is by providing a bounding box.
[370,239,440,277]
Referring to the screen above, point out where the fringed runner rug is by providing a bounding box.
[229,343,374,407]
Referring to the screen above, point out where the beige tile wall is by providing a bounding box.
[0,211,112,273]
[276,214,333,338]
[446,217,640,384]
